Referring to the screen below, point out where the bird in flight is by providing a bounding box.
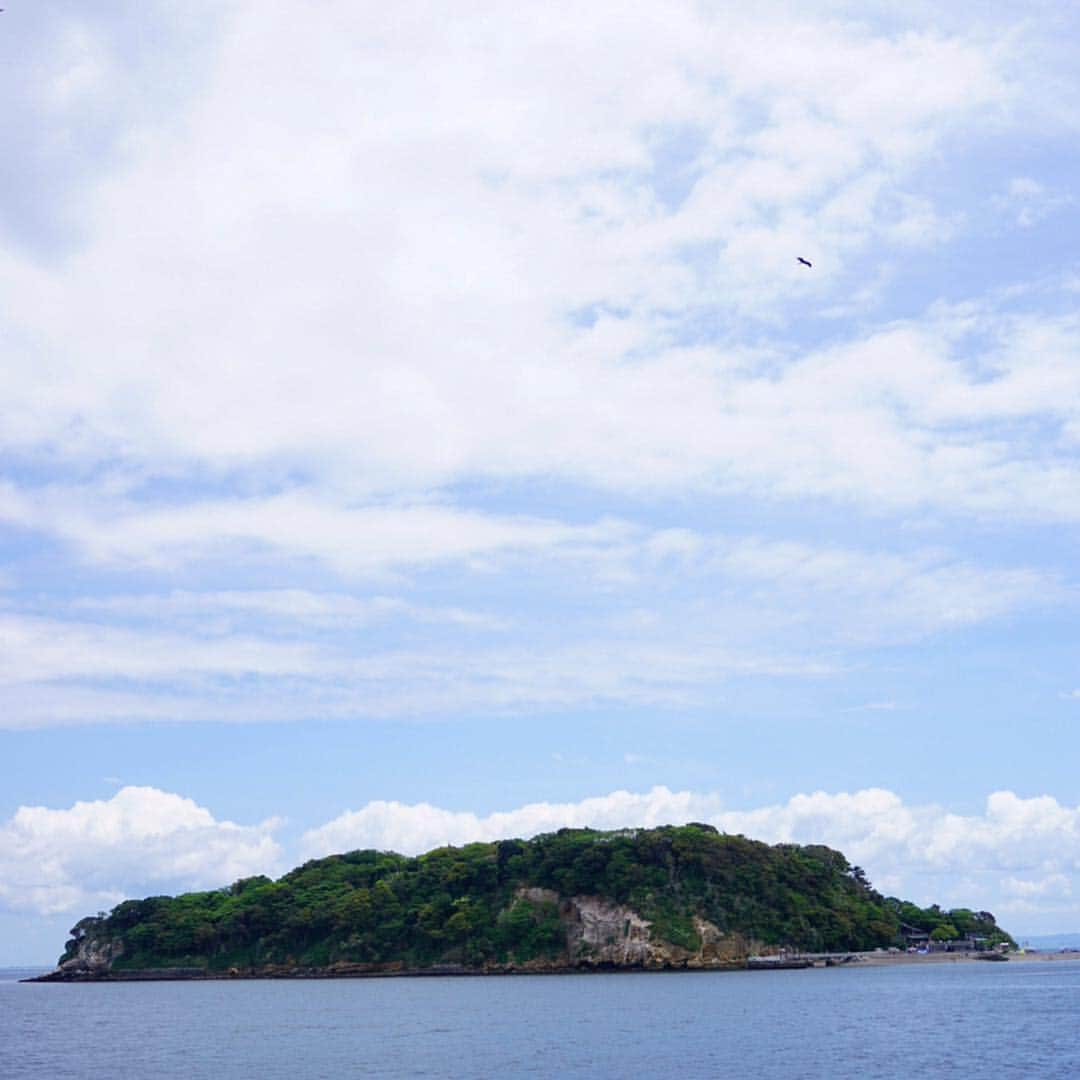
[797,257,812,268]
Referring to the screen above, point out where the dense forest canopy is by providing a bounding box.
[61,825,1013,973]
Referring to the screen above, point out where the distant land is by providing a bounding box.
[38,825,1014,980]
[1021,933,1080,950]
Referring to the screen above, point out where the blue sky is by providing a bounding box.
[3,1,1080,963]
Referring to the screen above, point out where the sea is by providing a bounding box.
[3,960,1079,1078]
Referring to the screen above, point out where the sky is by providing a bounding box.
[2,1,1080,963]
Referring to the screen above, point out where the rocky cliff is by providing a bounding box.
[56,929,125,977]
[517,888,745,971]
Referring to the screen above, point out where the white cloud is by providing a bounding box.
[1001,874,1071,899]
[0,787,281,916]
[0,630,830,731]
[1009,177,1044,197]
[0,488,632,577]
[9,781,1080,930]
[301,785,1080,930]
[994,176,1071,228]
[6,490,1060,629]
[0,1,1046,525]
[300,786,726,862]
[703,537,1054,641]
[74,589,504,632]
[0,612,323,685]
[0,528,1057,729]
[5,292,1080,545]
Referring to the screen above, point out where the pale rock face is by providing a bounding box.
[570,894,655,964]
[515,887,739,969]
[59,933,124,976]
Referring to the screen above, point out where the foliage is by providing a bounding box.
[883,898,1014,948]
[59,825,1014,971]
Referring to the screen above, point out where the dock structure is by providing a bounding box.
[746,955,815,970]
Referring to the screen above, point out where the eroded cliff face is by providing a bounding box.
[57,932,124,977]
[516,887,748,970]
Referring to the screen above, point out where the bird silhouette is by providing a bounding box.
[797,257,812,268]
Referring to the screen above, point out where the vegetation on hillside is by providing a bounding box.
[61,825,1013,972]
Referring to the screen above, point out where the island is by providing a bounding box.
[37,825,1014,980]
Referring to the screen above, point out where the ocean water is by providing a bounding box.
[3,960,1079,1079]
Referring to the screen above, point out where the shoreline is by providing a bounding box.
[24,949,1078,983]
[828,949,1079,969]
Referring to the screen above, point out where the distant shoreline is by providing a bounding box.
[837,948,1080,969]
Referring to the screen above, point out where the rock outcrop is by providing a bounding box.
[55,932,125,978]
[515,887,746,971]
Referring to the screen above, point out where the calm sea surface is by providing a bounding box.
[3,960,1080,1078]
